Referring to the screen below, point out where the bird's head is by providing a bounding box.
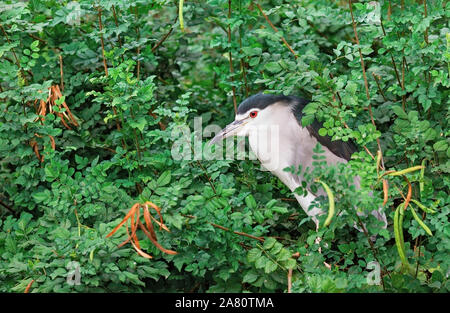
[210,94,298,144]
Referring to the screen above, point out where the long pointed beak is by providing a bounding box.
[209,119,246,145]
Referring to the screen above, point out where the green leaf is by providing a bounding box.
[433,140,448,152]
[30,40,39,51]
[263,237,276,250]
[318,128,328,136]
[242,271,259,283]
[245,195,257,209]
[264,62,281,73]
[391,106,408,119]
[32,191,50,203]
[264,260,278,273]
[301,114,315,126]
[247,248,262,262]
[156,170,171,186]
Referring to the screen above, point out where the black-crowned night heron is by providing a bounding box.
[210,94,387,230]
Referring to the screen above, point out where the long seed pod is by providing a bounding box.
[411,199,436,214]
[403,176,412,211]
[410,204,433,236]
[386,165,424,177]
[315,179,335,227]
[382,179,389,206]
[179,0,184,32]
[419,159,426,197]
[376,150,382,177]
[394,203,410,271]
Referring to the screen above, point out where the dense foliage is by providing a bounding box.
[0,0,448,293]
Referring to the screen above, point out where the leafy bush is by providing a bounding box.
[0,0,448,292]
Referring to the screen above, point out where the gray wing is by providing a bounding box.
[290,97,357,161]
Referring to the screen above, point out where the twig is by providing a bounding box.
[134,6,141,80]
[189,144,217,195]
[149,109,167,130]
[181,213,264,242]
[257,243,287,272]
[59,55,64,91]
[227,0,237,114]
[287,268,293,293]
[328,73,376,161]
[237,0,249,97]
[24,279,35,293]
[196,158,217,195]
[349,0,384,169]
[255,3,297,59]
[402,57,406,110]
[387,1,392,20]
[97,7,108,76]
[0,24,20,67]
[210,222,264,242]
[152,17,178,53]
[349,1,369,100]
[27,33,47,44]
[97,7,125,149]
[423,1,429,44]
[0,199,17,217]
[0,24,26,84]
[111,5,123,49]
[356,215,386,290]
[372,73,387,102]
[238,34,249,97]
[380,19,402,87]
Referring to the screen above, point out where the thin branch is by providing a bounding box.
[402,56,406,110]
[372,73,387,102]
[423,1,429,44]
[257,243,287,272]
[210,222,265,242]
[349,0,369,99]
[227,0,237,114]
[287,268,293,293]
[328,73,376,161]
[59,55,64,92]
[349,0,384,169]
[356,215,386,290]
[97,7,108,76]
[255,3,297,59]
[0,23,26,84]
[27,33,47,44]
[238,36,249,97]
[134,6,141,80]
[189,145,217,195]
[152,17,177,53]
[0,24,20,67]
[182,214,264,242]
[380,19,402,86]
[0,199,18,217]
[111,5,123,49]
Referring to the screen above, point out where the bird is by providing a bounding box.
[210,93,387,231]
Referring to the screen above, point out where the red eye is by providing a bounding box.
[249,111,258,118]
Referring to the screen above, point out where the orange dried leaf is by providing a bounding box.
[106,203,139,238]
[143,204,158,240]
[138,221,177,255]
[149,214,170,232]
[145,201,164,230]
[58,114,72,130]
[130,238,153,259]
